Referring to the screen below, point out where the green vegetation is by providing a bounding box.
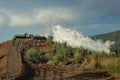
[24,36,120,74]
[25,48,40,63]
[86,51,107,68]
[47,35,53,42]
[86,51,120,73]
[46,51,52,61]
[103,57,120,73]
[52,42,68,65]
[46,35,53,45]
[73,48,83,63]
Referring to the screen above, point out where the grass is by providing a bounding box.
[52,43,68,65]
[73,48,83,63]
[45,51,52,61]
[24,40,120,74]
[48,42,120,73]
[84,51,109,69]
[102,57,120,73]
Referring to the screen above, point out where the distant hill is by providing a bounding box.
[92,30,120,52]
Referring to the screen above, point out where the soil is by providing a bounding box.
[30,63,116,80]
[0,41,10,55]
[22,40,120,80]
[23,40,51,51]
[0,41,11,74]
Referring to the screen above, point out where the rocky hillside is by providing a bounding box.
[0,41,11,55]
[0,41,11,74]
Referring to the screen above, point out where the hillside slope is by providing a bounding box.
[92,30,120,52]
[0,41,11,74]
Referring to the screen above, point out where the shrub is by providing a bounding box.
[52,54,61,65]
[73,48,83,63]
[45,51,52,60]
[52,54,68,65]
[51,42,68,65]
[57,43,66,56]
[25,48,40,63]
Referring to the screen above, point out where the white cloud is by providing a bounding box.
[0,8,77,27]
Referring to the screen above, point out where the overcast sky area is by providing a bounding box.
[0,0,120,42]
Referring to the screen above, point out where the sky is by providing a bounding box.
[0,0,120,42]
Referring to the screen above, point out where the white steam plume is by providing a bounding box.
[53,25,115,53]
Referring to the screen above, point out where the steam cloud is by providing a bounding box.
[53,25,115,53]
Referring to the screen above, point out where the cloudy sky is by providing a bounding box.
[0,0,120,42]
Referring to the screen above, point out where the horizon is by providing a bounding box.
[0,0,120,42]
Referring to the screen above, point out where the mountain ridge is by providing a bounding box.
[92,29,120,52]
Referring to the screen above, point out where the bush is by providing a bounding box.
[45,51,52,61]
[25,48,40,63]
[73,48,83,63]
[51,42,68,65]
[52,54,68,65]
[52,54,61,65]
